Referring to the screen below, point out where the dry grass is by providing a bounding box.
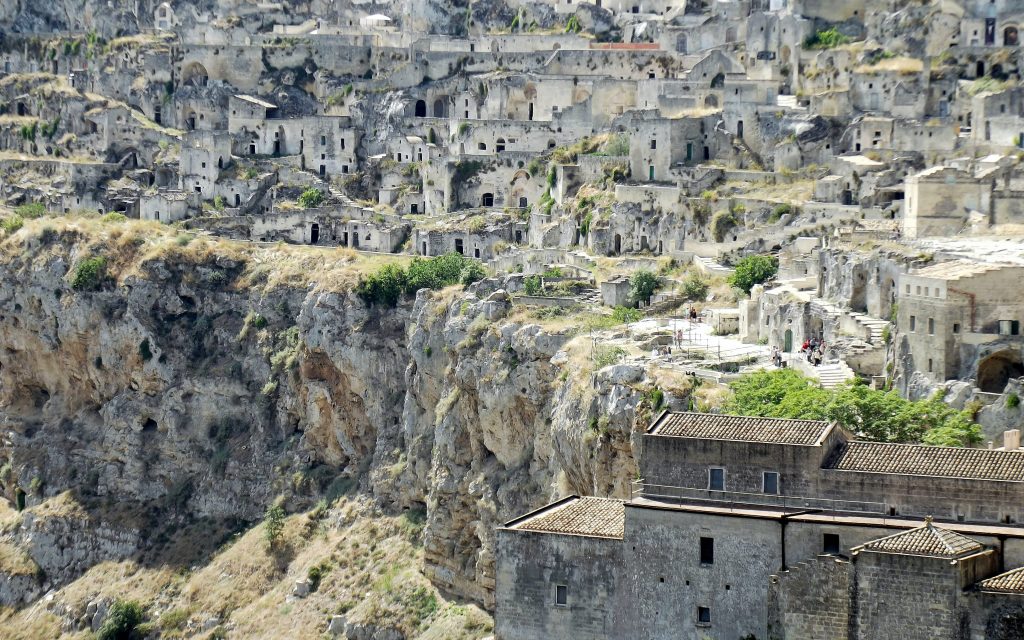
[854,57,923,75]
[739,179,815,204]
[0,496,491,639]
[0,542,37,576]
[2,215,414,296]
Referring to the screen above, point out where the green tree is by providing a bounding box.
[630,270,660,305]
[729,255,778,294]
[298,188,325,208]
[725,370,981,446]
[264,503,286,548]
[682,275,709,301]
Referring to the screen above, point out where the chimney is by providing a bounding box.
[1004,429,1021,451]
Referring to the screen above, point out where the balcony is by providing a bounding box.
[631,480,888,516]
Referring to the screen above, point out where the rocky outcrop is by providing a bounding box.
[0,223,664,609]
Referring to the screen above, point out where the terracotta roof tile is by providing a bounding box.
[828,441,1024,481]
[979,566,1024,593]
[857,520,984,558]
[650,412,833,446]
[511,497,624,539]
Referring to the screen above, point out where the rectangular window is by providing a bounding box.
[928,318,935,335]
[910,316,916,332]
[697,606,711,625]
[554,585,568,606]
[763,472,779,495]
[905,284,910,294]
[823,533,840,555]
[953,323,961,334]
[700,537,714,565]
[650,139,657,149]
[709,468,725,491]
[320,136,326,145]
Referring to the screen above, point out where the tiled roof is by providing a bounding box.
[649,412,833,446]
[510,497,624,539]
[827,441,1024,482]
[978,566,1024,593]
[857,519,984,558]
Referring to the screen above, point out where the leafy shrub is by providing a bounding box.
[682,275,709,301]
[630,270,660,305]
[711,210,738,242]
[298,188,325,208]
[769,203,792,222]
[71,256,107,291]
[356,253,485,307]
[15,203,46,219]
[611,306,642,324]
[264,503,286,548]
[805,27,850,49]
[728,255,778,294]
[649,388,665,411]
[594,345,627,368]
[523,275,542,296]
[97,600,144,640]
[1,215,24,234]
[102,212,127,223]
[1007,392,1020,409]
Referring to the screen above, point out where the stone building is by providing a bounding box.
[496,412,1024,640]
[896,260,1024,392]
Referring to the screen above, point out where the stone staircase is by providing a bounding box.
[808,297,890,377]
[815,361,856,389]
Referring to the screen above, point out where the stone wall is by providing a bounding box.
[767,555,853,640]
[494,529,621,640]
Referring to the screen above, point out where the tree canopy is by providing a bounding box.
[728,255,778,294]
[724,369,981,447]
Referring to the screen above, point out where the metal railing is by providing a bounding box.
[631,480,888,516]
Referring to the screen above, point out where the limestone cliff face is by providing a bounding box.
[0,225,650,607]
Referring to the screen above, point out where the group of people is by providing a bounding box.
[801,337,826,367]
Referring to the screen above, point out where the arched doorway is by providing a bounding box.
[710,73,725,89]
[433,98,447,118]
[977,60,986,77]
[414,100,427,117]
[481,193,494,207]
[704,95,719,108]
[613,234,622,255]
[182,62,209,87]
[310,223,320,244]
[676,34,687,53]
[784,329,793,353]
[977,350,1024,393]
[1005,26,1019,46]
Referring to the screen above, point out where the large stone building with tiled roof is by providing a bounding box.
[495,412,1024,640]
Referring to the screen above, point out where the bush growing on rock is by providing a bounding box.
[97,599,144,640]
[298,188,325,208]
[1,215,24,234]
[356,253,486,307]
[71,255,108,291]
